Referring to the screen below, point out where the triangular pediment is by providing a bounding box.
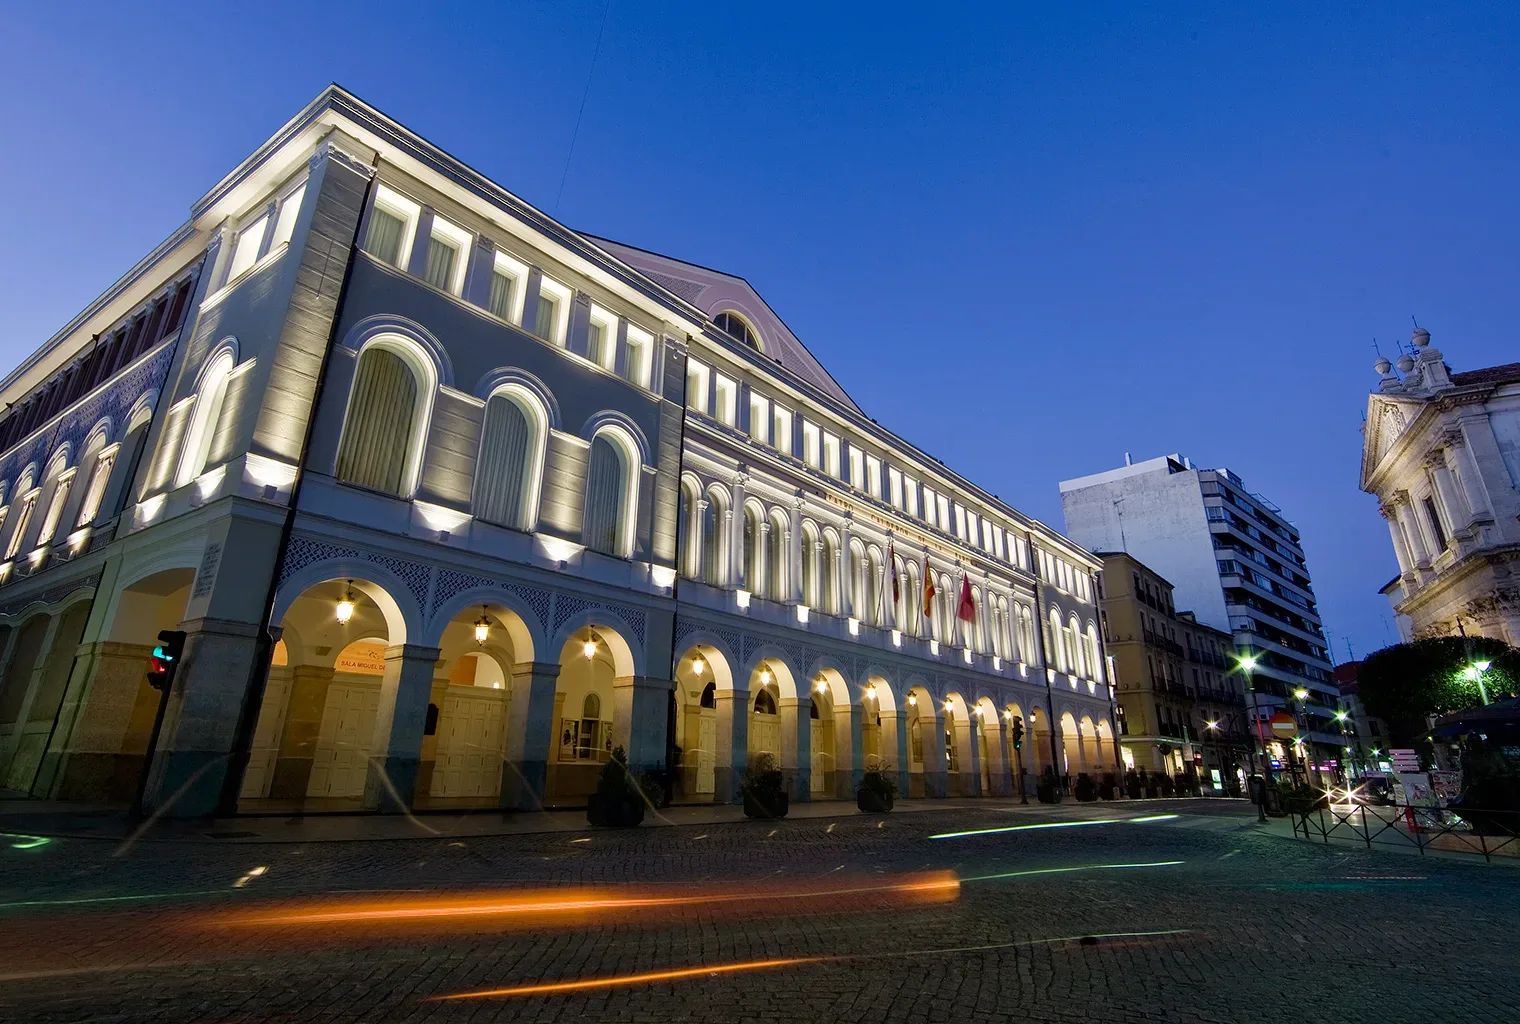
[1361,394,1425,490]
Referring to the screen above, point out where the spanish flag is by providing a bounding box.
[922,555,935,619]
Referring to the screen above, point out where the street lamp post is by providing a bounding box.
[1463,660,1493,706]
[1239,654,1270,822]
[1204,719,1221,796]
[1292,687,1314,792]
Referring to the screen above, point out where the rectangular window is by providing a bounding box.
[955,505,967,540]
[773,405,793,455]
[535,277,571,345]
[749,392,769,442]
[713,374,737,426]
[362,185,420,269]
[1422,496,1448,551]
[422,217,469,295]
[889,467,903,508]
[922,487,937,526]
[76,447,117,526]
[587,305,617,370]
[937,494,951,529]
[622,324,653,388]
[226,213,269,282]
[848,447,863,489]
[803,422,821,468]
[905,478,919,517]
[685,359,710,412]
[1016,537,1029,569]
[269,183,306,251]
[488,251,528,325]
[992,524,1004,559]
[866,455,882,498]
[5,491,37,559]
[823,432,840,478]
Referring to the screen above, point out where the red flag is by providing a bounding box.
[957,574,976,624]
[922,555,936,618]
[888,541,900,603]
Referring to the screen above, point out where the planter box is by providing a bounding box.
[857,788,893,813]
[743,791,789,819]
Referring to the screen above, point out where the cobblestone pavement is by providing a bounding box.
[1,800,1516,1023]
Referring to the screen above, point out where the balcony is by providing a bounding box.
[1142,628,1184,656]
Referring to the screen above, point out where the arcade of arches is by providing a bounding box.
[0,569,1120,812]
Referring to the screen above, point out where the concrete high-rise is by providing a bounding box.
[1060,455,1340,782]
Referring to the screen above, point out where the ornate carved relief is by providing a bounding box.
[277,536,432,612]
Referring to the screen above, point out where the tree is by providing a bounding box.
[1358,637,1520,746]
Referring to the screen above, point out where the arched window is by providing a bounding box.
[337,344,425,497]
[1019,606,1035,663]
[904,560,920,635]
[582,692,601,719]
[1049,609,1066,671]
[175,350,235,488]
[473,389,544,531]
[866,547,884,626]
[850,540,867,619]
[800,522,819,607]
[767,510,787,601]
[1069,615,1084,676]
[713,311,760,350]
[821,532,840,615]
[970,587,984,651]
[893,555,908,629]
[939,574,955,642]
[1086,624,1103,682]
[700,681,716,708]
[753,688,776,714]
[702,486,726,586]
[75,442,118,529]
[584,429,637,557]
[742,504,761,593]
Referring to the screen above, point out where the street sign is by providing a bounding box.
[1269,712,1297,737]
[1390,748,1420,772]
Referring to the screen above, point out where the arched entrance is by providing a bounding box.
[0,600,91,794]
[547,626,630,806]
[238,576,408,811]
[1060,711,1082,780]
[673,644,726,801]
[1004,702,1028,798]
[1078,715,1101,777]
[976,697,1002,796]
[944,693,979,797]
[904,684,940,797]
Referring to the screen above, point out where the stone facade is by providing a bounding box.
[1360,329,1520,645]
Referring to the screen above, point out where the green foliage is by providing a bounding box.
[1358,638,1520,745]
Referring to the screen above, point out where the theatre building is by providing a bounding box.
[0,88,1117,817]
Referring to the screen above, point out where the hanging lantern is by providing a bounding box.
[866,684,877,701]
[759,667,772,685]
[583,638,597,659]
[335,580,355,625]
[473,606,490,645]
[692,656,706,676]
[907,694,918,707]
[815,678,828,694]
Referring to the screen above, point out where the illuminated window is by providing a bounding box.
[955,505,967,540]
[685,359,710,412]
[584,429,639,557]
[923,487,937,527]
[535,276,572,345]
[713,374,737,426]
[422,216,470,295]
[803,422,820,468]
[714,311,760,350]
[76,447,118,527]
[866,455,882,499]
[5,491,38,559]
[622,325,653,388]
[175,350,236,488]
[587,304,618,370]
[749,392,769,442]
[225,212,269,282]
[773,405,793,455]
[889,467,903,508]
[937,494,951,530]
[362,185,420,270]
[823,432,840,478]
[268,182,306,251]
[35,470,75,547]
[488,251,528,325]
[904,477,919,518]
[848,447,864,490]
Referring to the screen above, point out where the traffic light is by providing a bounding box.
[1011,716,1025,750]
[147,630,186,691]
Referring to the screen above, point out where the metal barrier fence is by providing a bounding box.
[1290,799,1520,863]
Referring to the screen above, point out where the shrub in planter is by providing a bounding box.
[1036,772,1063,804]
[742,752,789,819]
[1125,770,1142,800]
[857,768,896,813]
[1100,772,1118,801]
[1074,773,1097,802]
[586,747,645,828]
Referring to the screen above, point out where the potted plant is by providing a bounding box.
[1100,772,1118,801]
[586,746,645,827]
[1036,769,1063,804]
[742,752,789,819]
[1074,772,1097,802]
[857,768,896,812]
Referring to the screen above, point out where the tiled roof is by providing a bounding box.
[1450,362,1520,388]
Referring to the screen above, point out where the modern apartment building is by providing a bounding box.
[1094,551,1246,791]
[1061,455,1341,778]
[0,87,1116,817]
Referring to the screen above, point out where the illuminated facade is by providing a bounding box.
[0,88,1115,816]
[1361,329,1520,645]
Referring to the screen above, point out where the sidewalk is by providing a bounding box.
[0,795,1250,846]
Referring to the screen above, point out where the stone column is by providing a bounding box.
[1443,429,1491,524]
[45,641,153,802]
[498,662,559,808]
[1428,451,1470,533]
[1395,495,1431,567]
[923,708,948,798]
[986,715,1011,796]
[890,708,910,796]
[955,716,981,797]
[361,644,441,813]
[720,505,735,587]
[139,618,271,818]
[267,664,335,799]
[839,518,854,619]
[757,519,771,600]
[1382,504,1414,577]
[780,695,810,801]
[613,675,673,775]
[713,689,748,803]
[789,498,804,605]
[730,473,747,591]
[834,702,862,799]
[691,497,708,580]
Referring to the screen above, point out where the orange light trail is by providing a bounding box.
[223,872,959,928]
[432,956,821,1000]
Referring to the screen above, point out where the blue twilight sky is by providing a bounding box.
[2,3,1517,658]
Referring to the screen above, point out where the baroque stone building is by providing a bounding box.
[0,87,1116,816]
[1362,328,1520,645]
